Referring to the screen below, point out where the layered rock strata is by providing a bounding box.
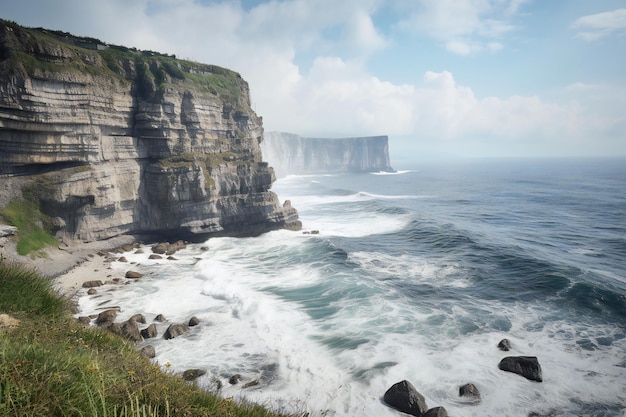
[0,20,300,242]
[261,131,394,178]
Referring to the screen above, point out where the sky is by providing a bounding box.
[1,0,625,160]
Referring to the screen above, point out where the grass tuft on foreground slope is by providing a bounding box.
[0,262,291,417]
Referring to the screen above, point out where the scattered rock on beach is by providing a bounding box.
[118,256,128,263]
[125,271,143,279]
[498,356,543,382]
[82,280,103,288]
[154,314,166,322]
[152,241,186,256]
[149,254,162,260]
[383,380,428,417]
[188,316,200,326]
[87,288,97,295]
[229,374,242,385]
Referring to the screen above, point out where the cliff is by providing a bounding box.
[0,20,300,243]
[261,131,393,178]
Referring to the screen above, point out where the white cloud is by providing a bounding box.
[395,0,523,55]
[571,8,626,41]
[2,0,624,157]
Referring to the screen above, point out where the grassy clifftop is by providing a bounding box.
[0,263,290,416]
[0,18,246,105]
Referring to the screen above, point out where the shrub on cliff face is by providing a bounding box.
[0,199,57,256]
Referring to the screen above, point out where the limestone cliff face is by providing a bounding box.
[0,21,300,242]
[261,131,394,178]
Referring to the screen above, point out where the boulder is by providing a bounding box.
[188,316,200,327]
[125,271,143,279]
[87,288,97,295]
[243,379,259,389]
[498,356,543,382]
[149,254,162,260]
[163,323,189,340]
[118,256,128,263]
[154,314,167,322]
[229,374,242,385]
[498,338,512,351]
[134,249,145,254]
[95,309,118,326]
[77,316,91,325]
[120,320,142,342]
[129,314,146,324]
[424,407,448,417]
[182,369,207,381]
[383,380,428,416]
[140,323,158,339]
[107,322,123,335]
[151,242,169,254]
[459,383,481,402]
[140,345,156,358]
[152,241,186,255]
[82,280,103,288]
[166,240,186,255]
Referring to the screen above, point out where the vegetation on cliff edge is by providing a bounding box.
[0,262,292,417]
[0,200,57,256]
[0,19,246,106]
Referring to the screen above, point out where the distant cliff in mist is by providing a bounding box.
[261,132,394,178]
[0,20,300,243]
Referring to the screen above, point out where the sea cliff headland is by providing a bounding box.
[0,19,300,275]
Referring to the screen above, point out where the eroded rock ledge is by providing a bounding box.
[0,20,300,243]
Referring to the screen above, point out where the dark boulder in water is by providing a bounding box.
[140,345,156,358]
[498,338,512,351]
[498,356,542,382]
[95,308,118,326]
[459,383,481,402]
[383,380,428,416]
[182,369,207,381]
[424,406,448,417]
[141,323,158,339]
[163,323,189,340]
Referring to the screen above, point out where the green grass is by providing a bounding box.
[0,263,293,417]
[0,200,57,256]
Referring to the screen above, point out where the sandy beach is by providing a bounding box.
[0,234,139,297]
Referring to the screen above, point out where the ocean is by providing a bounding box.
[78,158,626,417]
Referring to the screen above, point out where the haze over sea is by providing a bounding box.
[78,157,626,417]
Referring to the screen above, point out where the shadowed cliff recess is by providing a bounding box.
[0,19,301,243]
